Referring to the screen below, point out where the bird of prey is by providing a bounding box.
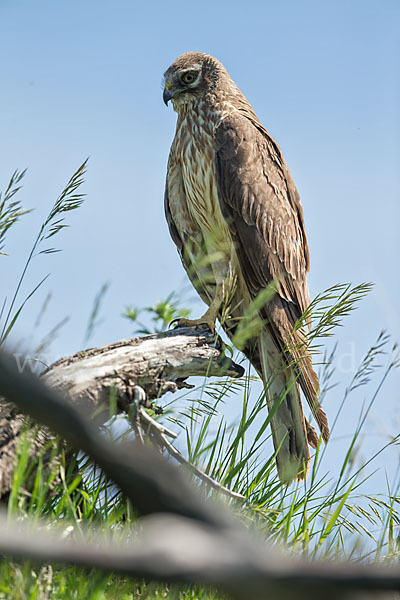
[163,52,329,482]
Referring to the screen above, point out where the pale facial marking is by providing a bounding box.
[177,67,202,88]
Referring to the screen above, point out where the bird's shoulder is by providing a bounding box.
[214,109,310,273]
[213,109,311,317]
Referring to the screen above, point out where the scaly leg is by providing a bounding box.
[176,283,225,333]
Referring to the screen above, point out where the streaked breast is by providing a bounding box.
[177,112,229,240]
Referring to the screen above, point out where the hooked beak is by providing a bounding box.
[163,87,174,106]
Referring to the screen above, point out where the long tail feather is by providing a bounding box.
[258,329,310,482]
[289,330,330,443]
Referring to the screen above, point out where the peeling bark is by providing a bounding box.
[0,326,244,497]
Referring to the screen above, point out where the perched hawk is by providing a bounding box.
[163,52,329,482]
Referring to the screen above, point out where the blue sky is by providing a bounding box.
[1,0,399,492]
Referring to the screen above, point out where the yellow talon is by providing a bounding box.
[176,316,216,332]
[174,283,226,333]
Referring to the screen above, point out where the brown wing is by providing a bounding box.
[214,112,329,441]
[214,111,310,323]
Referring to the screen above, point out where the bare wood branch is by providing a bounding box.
[0,326,244,497]
[42,326,244,420]
[0,345,234,527]
[139,405,177,439]
[135,405,245,501]
[0,511,398,599]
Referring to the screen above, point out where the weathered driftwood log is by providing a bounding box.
[42,325,244,419]
[0,326,244,497]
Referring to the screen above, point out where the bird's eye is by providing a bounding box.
[181,71,197,84]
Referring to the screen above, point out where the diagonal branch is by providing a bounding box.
[136,404,245,501]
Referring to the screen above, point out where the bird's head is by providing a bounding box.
[163,52,226,111]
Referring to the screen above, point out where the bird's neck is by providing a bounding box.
[174,95,239,133]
